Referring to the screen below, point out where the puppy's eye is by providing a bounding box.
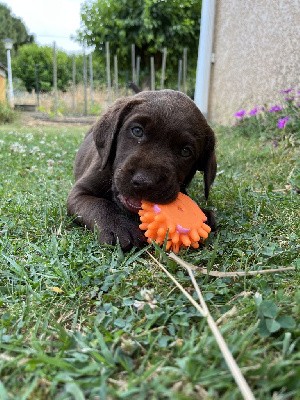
[181,146,192,157]
[131,126,144,138]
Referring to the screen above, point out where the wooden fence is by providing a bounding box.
[14,41,190,116]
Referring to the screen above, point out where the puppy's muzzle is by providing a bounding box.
[114,164,179,206]
[131,170,164,190]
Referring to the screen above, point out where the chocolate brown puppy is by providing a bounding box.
[67,90,217,250]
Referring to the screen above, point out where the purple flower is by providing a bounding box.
[248,107,259,116]
[285,97,294,102]
[269,105,283,113]
[280,88,293,94]
[277,116,289,129]
[234,109,246,119]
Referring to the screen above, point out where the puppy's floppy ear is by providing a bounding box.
[92,97,143,169]
[203,150,217,199]
[197,124,217,199]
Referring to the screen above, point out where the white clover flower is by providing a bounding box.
[30,146,41,154]
[140,288,155,302]
[133,288,157,311]
[10,142,27,153]
[133,300,146,311]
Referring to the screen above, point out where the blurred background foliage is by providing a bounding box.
[0,3,34,62]
[0,0,201,93]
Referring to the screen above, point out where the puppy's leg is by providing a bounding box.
[67,188,146,250]
[202,209,217,232]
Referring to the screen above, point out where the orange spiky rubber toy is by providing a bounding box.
[138,192,211,253]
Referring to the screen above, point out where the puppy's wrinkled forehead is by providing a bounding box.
[131,90,204,130]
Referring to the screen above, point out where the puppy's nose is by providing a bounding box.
[131,171,156,189]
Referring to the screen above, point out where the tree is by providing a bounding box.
[0,3,34,64]
[78,0,201,82]
[12,43,106,93]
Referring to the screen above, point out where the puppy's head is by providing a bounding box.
[93,90,216,214]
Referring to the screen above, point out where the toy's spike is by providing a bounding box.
[176,224,190,234]
[166,241,173,250]
[198,228,209,239]
[156,236,166,244]
[141,203,153,212]
[154,214,165,223]
[144,212,154,220]
[139,223,149,230]
[173,243,180,253]
[148,221,160,230]
[153,204,161,213]
[157,227,167,237]
[181,234,191,247]
[145,229,156,238]
[169,223,176,234]
[190,228,200,242]
[202,223,211,233]
[172,231,180,244]
[140,213,154,223]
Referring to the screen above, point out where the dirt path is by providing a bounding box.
[19,111,98,127]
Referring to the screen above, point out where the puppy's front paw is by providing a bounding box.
[202,209,217,232]
[98,217,147,250]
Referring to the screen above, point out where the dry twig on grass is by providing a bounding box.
[168,253,295,278]
[148,251,260,400]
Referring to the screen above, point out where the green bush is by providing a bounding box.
[0,102,17,123]
[232,88,300,146]
[12,43,71,93]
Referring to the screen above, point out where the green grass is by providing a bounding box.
[0,119,299,399]
[0,103,18,124]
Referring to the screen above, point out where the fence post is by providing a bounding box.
[131,44,136,83]
[178,59,183,91]
[183,47,187,94]
[150,57,155,90]
[83,47,88,115]
[161,47,167,89]
[72,55,76,113]
[52,41,58,115]
[125,70,129,95]
[114,54,118,98]
[106,41,112,103]
[136,56,141,87]
[34,64,40,107]
[89,52,94,107]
